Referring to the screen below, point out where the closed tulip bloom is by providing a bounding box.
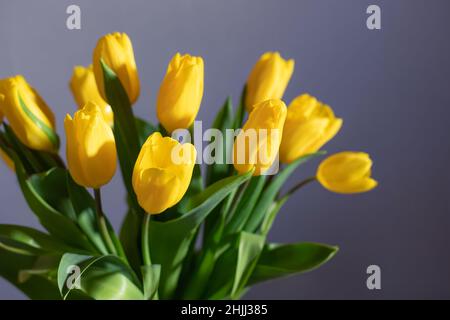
[0,75,58,152]
[132,132,196,214]
[93,32,140,104]
[233,99,287,176]
[156,53,204,133]
[246,52,294,112]
[317,152,378,194]
[280,94,343,163]
[70,65,114,126]
[65,101,117,188]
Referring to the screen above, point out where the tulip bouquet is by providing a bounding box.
[0,32,377,300]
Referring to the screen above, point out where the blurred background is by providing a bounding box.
[0,0,449,299]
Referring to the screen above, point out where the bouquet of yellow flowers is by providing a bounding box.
[0,32,377,300]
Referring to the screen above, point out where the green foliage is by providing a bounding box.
[248,242,339,285]
[0,71,338,300]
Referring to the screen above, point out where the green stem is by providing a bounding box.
[283,176,317,198]
[141,214,152,266]
[94,188,118,256]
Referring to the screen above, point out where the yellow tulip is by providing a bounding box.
[233,99,287,176]
[93,32,140,104]
[317,152,378,194]
[0,75,58,152]
[64,101,117,188]
[246,52,294,112]
[70,65,114,126]
[156,53,204,133]
[132,132,196,214]
[280,94,343,163]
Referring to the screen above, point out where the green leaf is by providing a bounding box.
[119,208,143,274]
[65,174,108,254]
[148,170,253,299]
[141,265,161,300]
[260,196,289,236]
[180,190,236,299]
[0,248,61,299]
[233,86,247,130]
[28,168,76,221]
[224,175,266,236]
[135,117,157,147]
[248,242,338,286]
[205,97,234,186]
[206,231,265,299]
[186,163,204,198]
[1,126,46,174]
[0,224,77,256]
[57,253,144,300]
[100,59,141,212]
[12,155,96,252]
[1,125,65,175]
[231,232,265,298]
[244,151,326,233]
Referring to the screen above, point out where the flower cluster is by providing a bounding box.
[0,32,377,300]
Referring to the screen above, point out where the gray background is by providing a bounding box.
[0,0,449,299]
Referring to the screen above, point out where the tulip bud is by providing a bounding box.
[246,52,294,112]
[93,32,140,104]
[317,152,378,194]
[132,132,196,214]
[0,75,58,152]
[64,101,117,188]
[280,94,343,163]
[233,99,287,176]
[70,65,114,126]
[156,53,204,133]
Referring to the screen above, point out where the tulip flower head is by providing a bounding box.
[280,94,343,163]
[64,101,117,188]
[156,53,204,133]
[93,32,140,104]
[245,52,294,112]
[0,75,58,152]
[233,99,287,176]
[133,132,197,214]
[70,65,114,126]
[317,151,378,194]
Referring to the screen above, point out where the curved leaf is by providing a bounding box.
[141,265,161,300]
[66,174,108,254]
[206,231,265,299]
[135,117,157,147]
[13,155,96,252]
[244,151,326,233]
[149,170,253,299]
[57,253,143,300]
[224,175,266,236]
[248,242,338,286]
[205,97,234,186]
[0,248,61,299]
[100,59,141,213]
[0,224,77,256]
[119,208,143,274]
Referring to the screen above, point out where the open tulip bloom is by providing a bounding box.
[0,32,377,300]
